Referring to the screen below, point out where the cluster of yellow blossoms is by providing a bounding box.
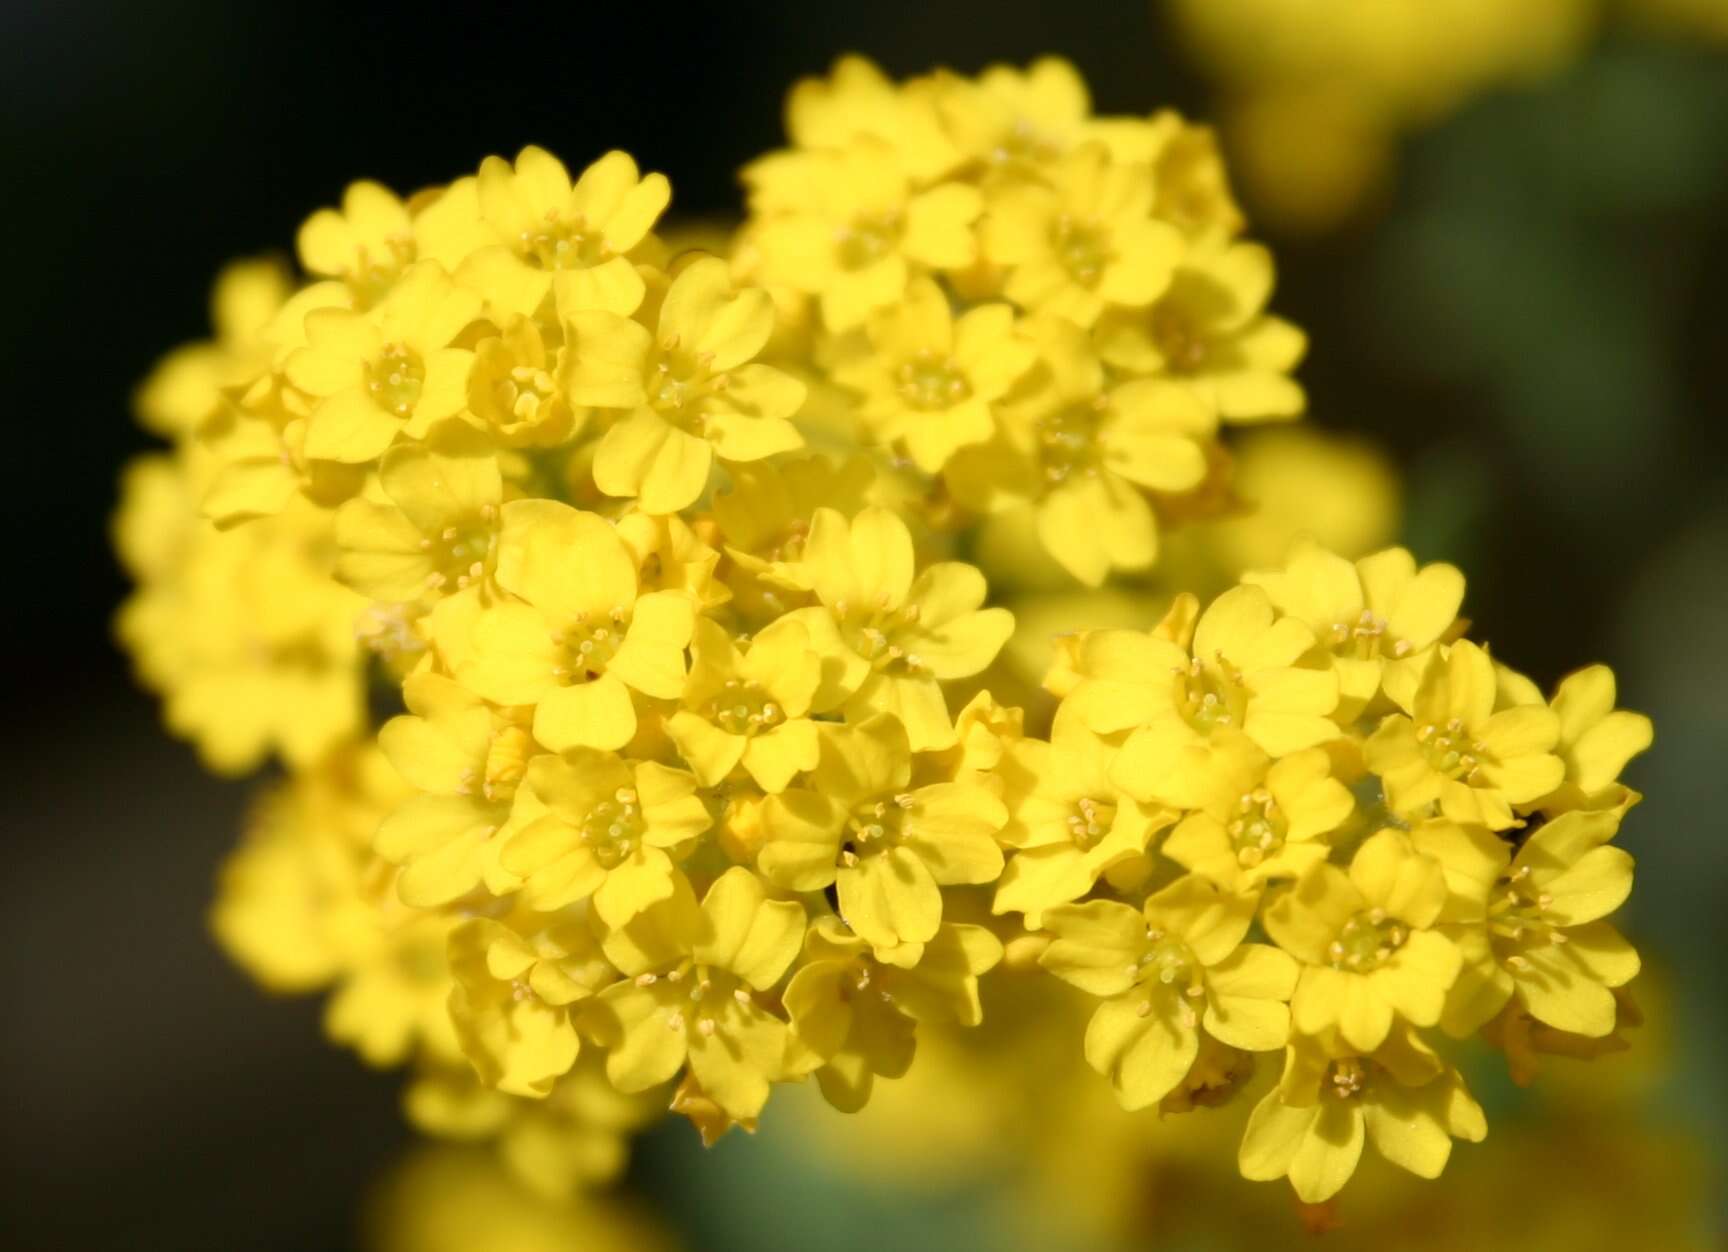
[114,56,1652,1209]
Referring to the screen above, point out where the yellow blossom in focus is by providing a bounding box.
[1040,875,1297,1110]
[758,717,1006,961]
[788,505,1015,750]
[785,915,1003,1111]
[1266,830,1462,1052]
[1412,812,1639,1038]
[945,317,1212,586]
[574,256,807,512]
[992,707,1175,926]
[1239,1025,1486,1203]
[1245,542,1465,719]
[832,277,1036,474]
[1067,585,1339,806]
[585,868,804,1122]
[665,617,822,792]
[1366,641,1565,830]
[420,146,670,320]
[335,434,503,603]
[498,751,712,924]
[1163,740,1354,897]
[448,910,616,1097]
[449,500,694,752]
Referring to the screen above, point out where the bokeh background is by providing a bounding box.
[4,1,1725,1248]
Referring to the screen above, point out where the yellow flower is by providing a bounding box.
[785,915,1003,1112]
[778,55,965,185]
[1039,875,1297,1110]
[335,435,503,603]
[425,146,670,320]
[210,747,463,1068]
[992,708,1175,926]
[1094,239,1305,423]
[944,317,1212,585]
[117,505,366,774]
[1543,665,1654,814]
[499,751,712,925]
[1245,542,1464,718]
[832,277,1036,474]
[979,142,1184,326]
[1266,829,1462,1051]
[286,261,480,463]
[448,911,616,1098]
[1239,1026,1486,1203]
[134,257,293,436]
[1139,110,1247,240]
[374,672,533,907]
[212,746,409,994]
[935,56,1092,170]
[665,617,822,792]
[586,868,804,1122]
[495,1054,669,1196]
[711,453,877,607]
[788,505,1014,750]
[757,716,1005,962]
[296,179,416,309]
[1411,812,1639,1038]
[748,142,981,331]
[1162,739,1354,896]
[1076,585,1339,806]
[573,257,807,512]
[450,501,695,751]
[466,315,581,446]
[1197,427,1400,577]
[1365,640,1565,830]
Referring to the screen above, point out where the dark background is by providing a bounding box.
[5,2,1725,1249]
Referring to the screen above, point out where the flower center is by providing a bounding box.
[1329,909,1408,972]
[420,506,499,593]
[895,350,972,412]
[1228,787,1287,868]
[1053,215,1110,287]
[705,677,785,736]
[348,237,416,309]
[1177,654,1247,733]
[639,963,755,1038]
[580,786,644,869]
[518,214,610,270]
[648,341,723,424]
[1151,306,1209,373]
[1326,610,1414,662]
[551,609,628,684]
[1066,796,1115,850]
[1325,1058,1368,1101]
[1488,864,1564,956]
[838,794,913,867]
[1416,718,1484,782]
[1036,402,1104,483]
[1130,929,1205,1026]
[366,343,426,419]
[837,213,902,270]
[840,600,929,676]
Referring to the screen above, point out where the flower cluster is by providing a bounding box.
[114,55,1651,1211]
